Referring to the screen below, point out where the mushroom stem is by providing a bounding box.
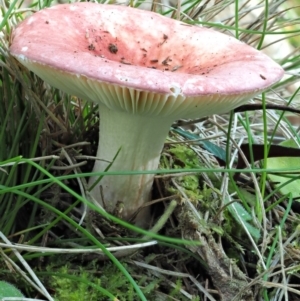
[88,104,173,224]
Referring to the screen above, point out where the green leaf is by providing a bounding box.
[0,281,24,298]
[226,199,260,240]
[266,139,300,199]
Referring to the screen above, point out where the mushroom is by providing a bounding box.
[10,3,284,225]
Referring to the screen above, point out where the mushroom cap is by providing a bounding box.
[10,3,284,118]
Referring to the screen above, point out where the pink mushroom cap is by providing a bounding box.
[10,2,284,119]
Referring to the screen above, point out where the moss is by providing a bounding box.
[168,145,201,169]
[47,260,201,301]
[49,265,104,301]
[48,262,160,301]
[166,145,203,201]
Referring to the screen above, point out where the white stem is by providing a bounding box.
[88,104,173,224]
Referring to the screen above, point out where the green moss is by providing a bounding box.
[168,145,201,169]
[49,265,104,301]
[48,262,160,301]
[166,145,203,201]
[47,260,201,301]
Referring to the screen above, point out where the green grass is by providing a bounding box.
[1,0,300,300]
